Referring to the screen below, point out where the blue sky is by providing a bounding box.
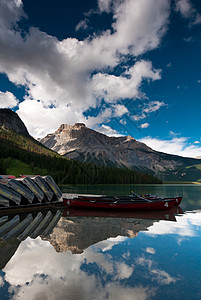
[0,0,201,158]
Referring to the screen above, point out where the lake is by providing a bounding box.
[0,184,201,300]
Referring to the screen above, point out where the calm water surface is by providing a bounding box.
[0,184,201,300]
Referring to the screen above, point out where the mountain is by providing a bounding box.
[0,108,29,136]
[40,123,201,182]
[0,110,160,184]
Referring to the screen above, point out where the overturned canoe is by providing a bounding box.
[32,177,54,201]
[0,175,62,208]
[43,176,62,200]
[7,179,35,203]
[0,183,21,205]
[15,177,45,203]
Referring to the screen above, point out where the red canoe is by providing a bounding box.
[63,195,182,211]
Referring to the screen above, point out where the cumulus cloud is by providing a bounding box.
[0,0,25,30]
[0,91,19,108]
[92,60,161,102]
[3,236,154,300]
[139,136,201,158]
[0,0,170,137]
[108,0,170,56]
[17,99,86,137]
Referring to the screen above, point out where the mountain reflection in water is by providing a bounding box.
[0,195,201,299]
[45,206,181,254]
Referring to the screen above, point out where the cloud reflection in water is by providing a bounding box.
[1,211,201,300]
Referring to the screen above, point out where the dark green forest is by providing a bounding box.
[0,129,162,184]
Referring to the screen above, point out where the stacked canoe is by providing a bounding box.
[0,175,62,208]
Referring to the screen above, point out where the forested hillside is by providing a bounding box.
[0,128,162,184]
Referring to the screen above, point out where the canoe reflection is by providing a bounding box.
[0,210,62,269]
[63,206,183,221]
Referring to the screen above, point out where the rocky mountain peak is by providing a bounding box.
[124,135,136,142]
[73,123,86,129]
[0,109,29,136]
[40,123,184,173]
[56,123,86,134]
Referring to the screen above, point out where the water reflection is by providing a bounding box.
[45,207,182,254]
[0,211,201,299]
[2,236,155,300]
[0,210,200,299]
[1,184,201,299]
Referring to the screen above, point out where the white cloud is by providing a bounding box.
[139,136,201,158]
[92,60,161,102]
[0,0,25,30]
[140,123,149,129]
[133,101,166,121]
[0,276,4,287]
[109,0,170,56]
[135,256,177,285]
[75,19,88,31]
[0,91,19,108]
[3,236,153,300]
[184,36,194,42]
[145,247,156,254]
[169,130,180,136]
[17,99,86,138]
[175,0,194,18]
[150,269,177,285]
[143,101,166,114]
[98,0,114,13]
[113,104,129,117]
[85,107,113,129]
[175,0,201,25]
[97,125,124,137]
[95,236,128,252]
[0,0,171,137]
[145,211,201,237]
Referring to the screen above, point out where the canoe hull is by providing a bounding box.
[63,196,182,211]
